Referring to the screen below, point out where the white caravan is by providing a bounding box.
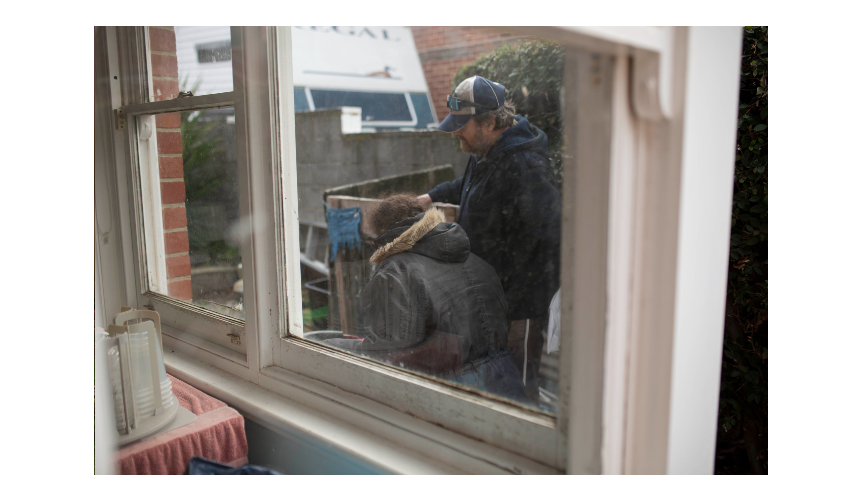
[174,26,438,130]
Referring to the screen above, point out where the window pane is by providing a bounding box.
[148,26,233,101]
[309,90,412,123]
[290,27,563,413]
[137,108,243,320]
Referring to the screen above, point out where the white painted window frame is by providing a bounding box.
[108,27,259,378]
[99,25,742,474]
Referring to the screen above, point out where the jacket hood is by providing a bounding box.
[484,115,549,162]
[370,208,470,265]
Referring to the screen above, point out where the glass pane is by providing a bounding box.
[137,108,243,320]
[148,26,233,101]
[309,90,412,122]
[289,27,565,413]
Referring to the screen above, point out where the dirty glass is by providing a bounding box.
[137,108,244,320]
[289,26,563,414]
[147,26,233,101]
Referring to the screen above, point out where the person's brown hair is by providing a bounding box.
[369,194,426,235]
[473,99,517,130]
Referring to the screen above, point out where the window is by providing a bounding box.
[289,29,565,416]
[174,26,234,96]
[101,25,745,474]
[293,89,436,129]
[309,89,412,122]
[271,26,594,468]
[109,25,584,469]
[119,27,250,360]
[196,41,232,63]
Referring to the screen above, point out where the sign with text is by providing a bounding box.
[291,26,430,93]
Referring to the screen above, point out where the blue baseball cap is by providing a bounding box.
[437,76,506,133]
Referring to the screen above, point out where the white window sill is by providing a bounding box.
[164,348,559,474]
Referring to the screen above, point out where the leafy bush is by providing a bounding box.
[453,40,564,178]
[181,109,241,266]
[182,110,226,200]
[715,26,768,475]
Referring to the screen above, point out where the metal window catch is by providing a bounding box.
[227,333,241,345]
[114,108,126,130]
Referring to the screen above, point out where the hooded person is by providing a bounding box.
[416,76,562,403]
[321,194,526,403]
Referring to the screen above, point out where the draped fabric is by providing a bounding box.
[325,205,362,262]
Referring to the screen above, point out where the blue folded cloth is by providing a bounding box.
[325,205,363,262]
[187,456,281,475]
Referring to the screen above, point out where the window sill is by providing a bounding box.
[163,349,560,474]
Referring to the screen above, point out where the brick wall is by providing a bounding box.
[149,26,192,301]
[410,27,525,122]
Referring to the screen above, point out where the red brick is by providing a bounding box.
[159,156,184,178]
[164,230,189,254]
[414,27,528,121]
[149,27,177,53]
[166,254,191,279]
[162,205,187,229]
[160,180,186,204]
[168,279,193,301]
[156,112,181,129]
[151,53,178,78]
[153,79,179,101]
[157,131,183,154]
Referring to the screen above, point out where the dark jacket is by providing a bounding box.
[322,209,525,402]
[428,116,561,320]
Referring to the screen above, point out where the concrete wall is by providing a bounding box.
[295,108,470,225]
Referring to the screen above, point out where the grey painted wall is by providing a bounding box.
[243,416,389,474]
[295,108,470,226]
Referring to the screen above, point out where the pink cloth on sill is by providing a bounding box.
[116,375,249,475]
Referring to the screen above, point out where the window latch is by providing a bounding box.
[114,108,126,130]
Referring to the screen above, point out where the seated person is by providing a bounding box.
[322,195,525,403]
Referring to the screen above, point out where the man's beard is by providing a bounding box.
[459,132,495,157]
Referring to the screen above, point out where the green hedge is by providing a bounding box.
[453,40,564,179]
[716,26,768,475]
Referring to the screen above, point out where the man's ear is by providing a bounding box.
[477,118,494,134]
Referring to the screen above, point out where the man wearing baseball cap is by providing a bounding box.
[417,76,561,405]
